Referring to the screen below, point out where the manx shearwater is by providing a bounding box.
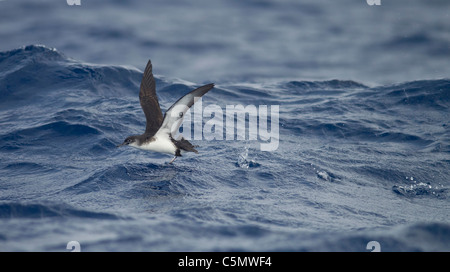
[117,60,214,163]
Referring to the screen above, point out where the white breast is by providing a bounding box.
[131,136,177,155]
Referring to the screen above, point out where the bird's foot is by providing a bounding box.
[169,156,177,164]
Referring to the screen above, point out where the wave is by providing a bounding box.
[2,45,448,112]
[0,121,100,152]
[0,45,142,107]
[0,202,119,220]
[0,44,449,251]
[378,79,450,109]
[305,222,450,252]
[393,182,447,199]
[62,163,187,200]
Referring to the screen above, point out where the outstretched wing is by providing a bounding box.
[139,60,164,136]
[156,83,214,138]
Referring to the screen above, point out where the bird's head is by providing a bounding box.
[117,135,139,148]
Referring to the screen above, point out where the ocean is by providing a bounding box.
[0,0,449,252]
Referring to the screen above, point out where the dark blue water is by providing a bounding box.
[0,0,449,251]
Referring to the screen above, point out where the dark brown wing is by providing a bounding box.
[139,60,163,135]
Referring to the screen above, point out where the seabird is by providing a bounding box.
[117,60,214,163]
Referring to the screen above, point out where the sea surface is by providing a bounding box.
[0,0,449,251]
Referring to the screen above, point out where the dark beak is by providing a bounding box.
[117,142,126,148]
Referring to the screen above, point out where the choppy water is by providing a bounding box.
[0,0,449,252]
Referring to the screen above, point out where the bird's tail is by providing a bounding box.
[174,137,199,154]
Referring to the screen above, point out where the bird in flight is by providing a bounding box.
[117,60,214,163]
